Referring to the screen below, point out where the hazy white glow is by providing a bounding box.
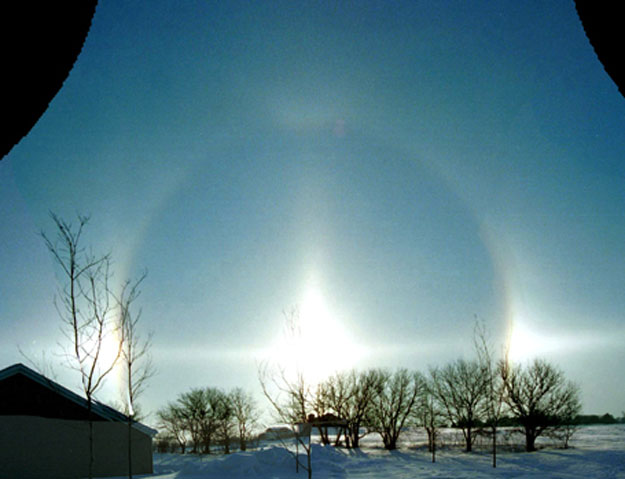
[506,317,560,363]
[269,286,364,385]
[82,324,125,399]
[505,310,624,368]
[81,329,119,372]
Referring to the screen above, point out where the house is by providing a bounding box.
[0,363,157,479]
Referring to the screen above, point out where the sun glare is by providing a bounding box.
[271,286,364,385]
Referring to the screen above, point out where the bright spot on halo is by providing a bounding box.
[270,287,365,385]
[81,323,125,396]
[82,327,122,371]
[506,316,560,364]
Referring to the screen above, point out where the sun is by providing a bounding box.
[271,286,364,385]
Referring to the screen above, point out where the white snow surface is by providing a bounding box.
[119,425,625,478]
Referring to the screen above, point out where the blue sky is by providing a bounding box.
[2,0,624,419]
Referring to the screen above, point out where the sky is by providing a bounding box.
[1,0,624,421]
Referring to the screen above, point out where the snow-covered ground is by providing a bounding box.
[134,425,625,478]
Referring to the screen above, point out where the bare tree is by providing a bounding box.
[160,387,257,456]
[17,349,59,381]
[430,358,488,452]
[417,379,446,463]
[258,309,313,478]
[116,272,154,478]
[197,387,226,454]
[259,362,310,423]
[156,403,187,453]
[307,369,384,449]
[310,381,333,445]
[340,369,381,448]
[230,388,259,451]
[473,320,507,467]
[214,390,236,454]
[42,213,123,478]
[501,358,581,452]
[549,399,580,449]
[259,363,313,478]
[315,370,361,447]
[176,388,206,453]
[366,369,424,450]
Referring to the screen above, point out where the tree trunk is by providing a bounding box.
[426,428,433,452]
[333,427,344,447]
[465,427,472,452]
[383,435,397,450]
[492,426,497,468]
[525,430,537,452]
[349,427,359,448]
[295,436,299,473]
[317,426,330,445]
[306,444,312,479]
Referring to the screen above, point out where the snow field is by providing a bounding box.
[116,425,625,478]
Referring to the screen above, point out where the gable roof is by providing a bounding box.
[0,363,157,436]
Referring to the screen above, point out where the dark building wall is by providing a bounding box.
[0,366,154,478]
[0,373,105,420]
[0,416,153,479]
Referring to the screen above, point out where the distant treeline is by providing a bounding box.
[575,413,625,425]
[494,413,625,427]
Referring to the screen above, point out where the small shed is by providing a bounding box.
[0,363,157,479]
